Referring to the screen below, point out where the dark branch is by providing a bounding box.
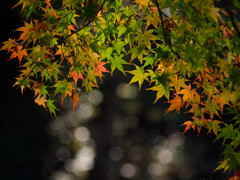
[154,0,182,59]
[224,0,240,38]
[64,0,107,40]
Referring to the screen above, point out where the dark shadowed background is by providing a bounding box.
[0,1,231,180]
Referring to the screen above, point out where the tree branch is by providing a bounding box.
[64,0,107,40]
[154,0,182,59]
[224,0,240,38]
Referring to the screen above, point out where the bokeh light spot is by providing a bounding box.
[120,163,137,178]
[116,83,138,99]
[157,149,174,164]
[87,89,103,105]
[58,130,73,144]
[78,103,94,119]
[74,127,90,142]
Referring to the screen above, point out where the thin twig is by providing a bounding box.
[64,0,107,40]
[154,0,182,59]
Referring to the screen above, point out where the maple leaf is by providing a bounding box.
[0,38,17,51]
[205,99,221,120]
[214,93,231,114]
[127,65,149,90]
[13,76,28,94]
[71,92,81,111]
[165,95,183,114]
[12,0,36,12]
[47,99,59,116]
[15,21,33,41]
[181,120,195,134]
[146,14,159,29]
[8,45,28,65]
[147,84,170,103]
[35,95,48,109]
[137,0,150,11]
[69,71,85,85]
[68,25,76,31]
[228,176,240,180]
[169,74,186,94]
[209,6,221,24]
[45,0,53,11]
[178,84,196,102]
[93,61,110,83]
[110,54,128,74]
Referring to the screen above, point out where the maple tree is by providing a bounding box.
[1,0,240,178]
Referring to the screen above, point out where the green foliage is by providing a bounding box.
[1,0,240,178]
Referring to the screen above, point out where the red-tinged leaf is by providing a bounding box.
[14,21,33,41]
[68,25,76,31]
[181,121,195,133]
[93,61,110,82]
[55,45,65,64]
[8,45,28,65]
[71,92,81,111]
[214,93,231,114]
[165,95,183,114]
[45,0,53,11]
[13,76,26,94]
[70,71,84,85]
[228,176,240,180]
[35,95,48,109]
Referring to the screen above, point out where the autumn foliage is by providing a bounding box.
[1,0,240,178]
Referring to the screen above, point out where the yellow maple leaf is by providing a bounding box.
[12,0,36,12]
[147,84,169,103]
[209,6,221,24]
[178,84,196,102]
[137,0,150,11]
[0,38,17,52]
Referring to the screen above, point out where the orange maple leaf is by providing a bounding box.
[35,95,48,109]
[71,92,81,111]
[181,120,195,133]
[8,45,28,65]
[93,61,110,82]
[69,71,84,85]
[228,176,240,180]
[15,21,33,41]
[45,0,52,11]
[165,95,183,114]
[178,84,196,102]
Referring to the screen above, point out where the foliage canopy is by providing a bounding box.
[2,0,240,178]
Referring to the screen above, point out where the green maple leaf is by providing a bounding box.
[127,65,149,90]
[147,83,170,103]
[47,99,59,117]
[154,72,171,92]
[39,84,49,98]
[110,54,128,74]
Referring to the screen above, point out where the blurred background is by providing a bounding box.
[0,1,230,180]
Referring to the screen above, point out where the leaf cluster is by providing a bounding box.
[2,0,240,178]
